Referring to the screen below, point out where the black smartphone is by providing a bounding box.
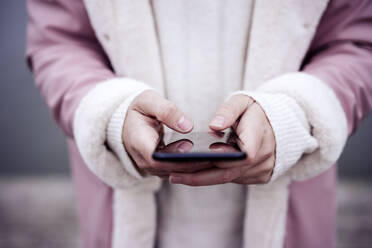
[152,131,246,161]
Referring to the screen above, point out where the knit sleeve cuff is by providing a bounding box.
[232,91,319,181]
[73,77,159,189]
[251,72,348,181]
[107,89,150,180]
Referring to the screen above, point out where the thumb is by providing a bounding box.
[209,94,254,131]
[134,90,194,133]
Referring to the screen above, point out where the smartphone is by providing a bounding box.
[152,131,246,161]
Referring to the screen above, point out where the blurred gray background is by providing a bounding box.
[0,1,372,248]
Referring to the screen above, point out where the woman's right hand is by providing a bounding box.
[122,90,212,178]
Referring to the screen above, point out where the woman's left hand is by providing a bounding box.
[169,94,276,186]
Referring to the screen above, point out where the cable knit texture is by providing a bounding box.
[107,88,153,180]
[255,72,348,181]
[231,91,319,182]
[232,72,347,183]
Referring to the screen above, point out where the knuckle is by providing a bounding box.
[238,166,246,177]
[150,161,163,170]
[165,102,178,114]
[219,105,231,115]
[127,139,137,152]
[232,94,249,105]
[128,132,140,149]
[141,167,153,174]
[262,167,272,175]
[129,146,143,160]
[133,90,153,108]
[247,96,255,105]
[187,177,198,186]
[131,94,142,107]
[185,167,198,173]
[264,176,270,183]
[257,178,265,184]
[238,178,249,185]
[245,154,256,165]
[222,103,238,119]
[123,138,133,151]
[147,171,158,176]
[263,163,274,174]
[159,102,178,122]
[264,149,274,158]
[221,171,232,184]
[258,175,270,184]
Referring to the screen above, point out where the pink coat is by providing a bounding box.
[26,0,372,247]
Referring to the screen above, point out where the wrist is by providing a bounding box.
[107,83,153,180]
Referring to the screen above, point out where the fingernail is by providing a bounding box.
[177,116,193,131]
[170,175,182,184]
[210,116,225,128]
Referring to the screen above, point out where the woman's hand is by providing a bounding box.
[123,90,213,178]
[169,94,276,186]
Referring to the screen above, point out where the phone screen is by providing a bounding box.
[152,131,246,161]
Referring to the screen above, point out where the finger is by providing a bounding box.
[209,105,265,169]
[235,103,267,164]
[137,157,214,174]
[232,155,275,184]
[134,90,193,133]
[145,169,170,179]
[132,137,212,173]
[161,139,194,153]
[209,94,254,131]
[232,177,262,185]
[169,166,243,186]
[151,160,214,173]
[127,115,162,168]
[213,151,271,169]
[210,104,270,169]
[126,116,213,173]
[145,168,170,177]
[133,135,213,172]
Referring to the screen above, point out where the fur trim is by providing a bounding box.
[257,72,348,181]
[238,0,330,246]
[74,79,162,248]
[107,90,150,180]
[73,77,160,188]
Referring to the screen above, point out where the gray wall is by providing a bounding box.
[1,1,371,177]
[0,1,68,175]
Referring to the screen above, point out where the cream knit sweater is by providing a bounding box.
[74,0,347,247]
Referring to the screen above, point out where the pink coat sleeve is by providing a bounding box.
[26,0,115,138]
[303,0,372,135]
